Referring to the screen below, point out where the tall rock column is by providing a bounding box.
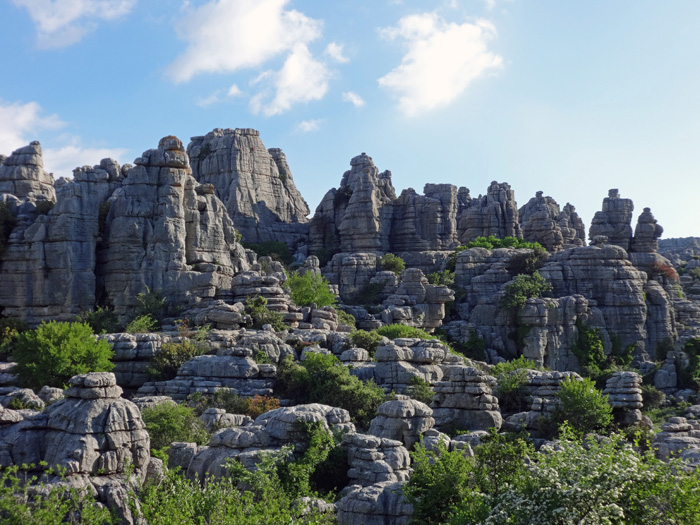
[589,189,634,250]
[457,181,521,243]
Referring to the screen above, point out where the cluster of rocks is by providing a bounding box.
[652,416,700,463]
[603,371,644,425]
[519,191,586,251]
[368,398,434,450]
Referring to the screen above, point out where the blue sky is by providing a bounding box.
[1,0,699,238]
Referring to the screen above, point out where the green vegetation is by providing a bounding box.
[375,324,434,340]
[547,377,613,438]
[125,314,157,334]
[677,337,700,389]
[134,287,166,323]
[491,356,539,413]
[446,236,546,272]
[505,244,549,276]
[285,271,337,307]
[380,253,406,276]
[188,389,280,420]
[406,376,434,405]
[0,201,17,256]
[241,240,293,266]
[0,318,28,360]
[12,321,114,390]
[336,309,357,328]
[348,329,384,356]
[347,280,386,307]
[35,200,54,215]
[276,353,387,428]
[245,296,286,331]
[333,186,353,207]
[147,339,208,380]
[499,271,552,311]
[427,269,455,287]
[141,402,209,455]
[76,306,120,334]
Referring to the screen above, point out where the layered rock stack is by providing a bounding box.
[343,433,411,486]
[458,181,521,243]
[105,332,167,391]
[136,346,275,400]
[519,191,586,251]
[589,189,634,250]
[336,481,413,525]
[653,417,700,461]
[0,141,55,203]
[603,371,644,425]
[431,366,502,432]
[187,128,310,247]
[368,398,434,450]
[630,207,664,253]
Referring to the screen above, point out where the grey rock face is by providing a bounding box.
[603,371,643,425]
[458,181,521,243]
[336,481,413,525]
[653,417,700,461]
[519,191,586,251]
[589,189,634,250]
[630,207,664,253]
[343,432,411,486]
[368,398,434,450]
[103,136,247,318]
[0,141,55,202]
[187,128,310,247]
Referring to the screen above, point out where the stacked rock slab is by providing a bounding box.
[322,252,381,300]
[390,183,468,252]
[187,128,310,247]
[589,189,634,250]
[104,332,168,392]
[136,346,275,400]
[0,141,55,202]
[184,404,355,480]
[519,191,586,251]
[653,417,700,461]
[102,136,248,318]
[630,207,664,253]
[603,371,643,425]
[368,397,434,450]
[343,432,411,486]
[431,365,502,432]
[0,373,149,522]
[381,268,455,330]
[336,481,413,525]
[458,181,521,243]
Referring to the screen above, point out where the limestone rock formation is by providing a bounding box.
[603,371,643,425]
[588,189,634,250]
[368,398,434,450]
[336,481,413,525]
[0,141,55,202]
[343,432,411,486]
[630,207,664,253]
[519,191,586,251]
[458,181,521,243]
[187,128,310,247]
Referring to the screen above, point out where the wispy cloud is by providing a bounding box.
[195,84,244,108]
[296,119,322,133]
[11,0,136,48]
[168,0,322,83]
[378,12,502,116]
[342,91,365,108]
[0,99,126,178]
[325,42,348,63]
[249,43,330,116]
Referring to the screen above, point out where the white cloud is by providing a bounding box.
[168,0,322,83]
[483,0,497,10]
[325,42,348,63]
[378,13,503,116]
[0,100,63,155]
[296,119,322,133]
[44,139,128,178]
[195,84,244,107]
[342,91,365,108]
[0,99,126,179]
[249,43,330,116]
[11,0,136,48]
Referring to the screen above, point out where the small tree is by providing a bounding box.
[381,253,406,276]
[549,377,613,437]
[12,321,114,390]
[499,271,552,311]
[141,402,209,454]
[285,272,337,307]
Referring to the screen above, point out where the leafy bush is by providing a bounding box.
[0,318,28,360]
[505,244,549,276]
[406,376,434,405]
[188,389,280,420]
[548,377,613,438]
[492,361,536,414]
[148,339,208,380]
[374,324,434,340]
[427,269,455,287]
[445,328,486,361]
[572,322,606,376]
[380,253,406,276]
[125,314,157,334]
[12,321,114,390]
[245,395,281,419]
[348,329,384,357]
[641,384,665,410]
[463,235,544,251]
[285,271,337,307]
[245,296,286,331]
[141,402,209,454]
[336,309,356,328]
[76,306,121,334]
[133,287,166,326]
[276,353,387,428]
[241,241,293,266]
[499,271,552,311]
[677,337,700,389]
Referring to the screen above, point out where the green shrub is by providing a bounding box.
[677,337,700,389]
[336,310,357,328]
[499,271,552,311]
[347,280,386,306]
[76,306,121,334]
[333,186,353,207]
[0,318,28,360]
[406,376,434,405]
[641,384,665,411]
[374,324,434,340]
[12,321,114,390]
[245,296,286,331]
[505,244,549,276]
[148,339,208,380]
[491,356,539,378]
[494,369,531,413]
[348,329,384,356]
[548,377,613,438]
[141,402,209,454]
[572,322,606,376]
[188,389,250,416]
[241,241,293,266]
[125,314,157,334]
[285,272,337,307]
[380,253,406,276]
[276,353,387,428]
[427,270,455,287]
[445,328,487,361]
